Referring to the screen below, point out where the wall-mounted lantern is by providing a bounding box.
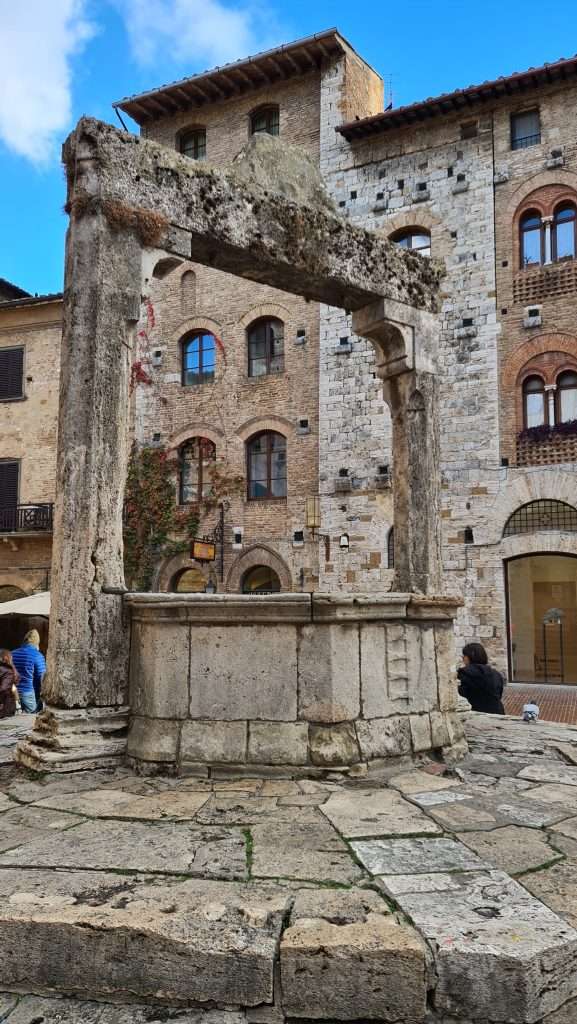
[339,533,350,550]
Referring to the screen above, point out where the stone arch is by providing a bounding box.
[502,333,577,387]
[0,584,27,603]
[377,207,450,260]
[0,575,35,598]
[152,552,211,593]
[479,468,577,546]
[505,169,577,221]
[236,414,294,442]
[226,544,292,593]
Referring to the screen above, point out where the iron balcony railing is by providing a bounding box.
[0,503,54,533]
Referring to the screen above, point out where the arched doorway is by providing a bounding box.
[171,567,208,593]
[506,554,577,684]
[0,585,26,603]
[241,565,281,594]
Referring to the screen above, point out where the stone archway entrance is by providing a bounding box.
[242,565,281,594]
[506,553,577,684]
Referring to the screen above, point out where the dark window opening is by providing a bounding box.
[0,347,24,401]
[511,109,541,150]
[460,122,478,140]
[391,227,431,257]
[250,105,279,136]
[397,179,404,190]
[0,460,19,510]
[181,331,216,386]
[504,500,577,537]
[179,128,206,161]
[247,318,284,378]
[387,527,394,569]
[247,431,287,500]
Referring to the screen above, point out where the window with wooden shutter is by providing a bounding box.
[0,461,19,509]
[0,348,24,400]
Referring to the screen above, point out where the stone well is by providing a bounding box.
[125,592,464,774]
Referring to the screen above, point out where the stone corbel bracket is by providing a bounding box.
[352,297,439,379]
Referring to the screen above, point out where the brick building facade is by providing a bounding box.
[3,32,577,686]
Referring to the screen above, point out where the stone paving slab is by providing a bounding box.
[352,837,487,875]
[0,819,247,879]
[459,826,564,876]
[251,818,363,885]
[519,764,577,787]
[522,859,577,930]
[34,786,211,820]
[377,868,577,1022]
[0,869,289,1006]
[320,788,442,838]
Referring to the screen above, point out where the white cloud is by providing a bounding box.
[0,0,93,164]
[115,0,276,70]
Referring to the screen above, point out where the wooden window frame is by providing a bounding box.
[178,437,216,504]
[522,375,546,428]
[552,203,577,263]
[250,105,280,137]
[246,431,287,501]
[181,332,216,387]
[179,128,206,161]
[556,370,577,425]
[0,459,20,507]
[247,318,285,377]
[0,346,24,402]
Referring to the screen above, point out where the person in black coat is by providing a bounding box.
[457,642,505,715]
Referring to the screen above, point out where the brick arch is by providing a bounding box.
[478,469,577,546]
[153,552,210,593]
[506,169,577,220]
[170,315,223,345]
[502,333,577,387]
[226,544,292,593]
[236,415,293,442]
[238,302,292,331]
[169,423,225,452]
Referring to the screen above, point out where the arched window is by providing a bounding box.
[242,565,281,593]
[179,437,216,503]
[523,375,546,428]
[520,210,543,267]
[250,106,279,136]
[391,228,431,257]
[247,318,284,377]
[181,331,216,386]
[557,370,577,423]
[247,432,287,500]
[503,500,577,537]
[387,527,395,569]
[179,128,206,161]
[553,204,577,261]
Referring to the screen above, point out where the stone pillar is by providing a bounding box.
[16,129,143,771]
[352,298,442,595]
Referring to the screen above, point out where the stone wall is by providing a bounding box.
[125,592,464,774]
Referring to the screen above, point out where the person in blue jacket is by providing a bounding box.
[11,629,46,714]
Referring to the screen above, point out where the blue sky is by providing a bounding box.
[1,0,576,296]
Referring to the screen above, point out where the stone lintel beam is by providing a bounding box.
[352,299,443,595]
[63,118,442,314]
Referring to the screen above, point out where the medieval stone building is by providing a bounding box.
[2,30,577,687]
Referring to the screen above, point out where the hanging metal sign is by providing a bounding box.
[191,539,216,562]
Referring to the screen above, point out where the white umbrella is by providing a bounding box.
[0,592,50,617]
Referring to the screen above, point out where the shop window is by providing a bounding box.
[503,500,577,538]
[247,318,284,377]
[179,128,206,160]
[242,565,281,593]
[179,437,216,503]
[0,347,24,401]
[553,204,576,261]
[181,331,216,386]
[523,375,546,428]
[391,227,431,257]
[557,370,577,423]
[247,431,286,500]
[250,105,279,136]
[506,554,577,685]
[511,109,541,150]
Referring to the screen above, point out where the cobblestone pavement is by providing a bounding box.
[0,714,577,1022]
[504,683,577,725]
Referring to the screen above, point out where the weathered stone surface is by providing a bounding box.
[525,783,577,811]
[298,623,360,722]
[0,993,246,1022]
[551,816,577,841]
[355,716,412,760]
[321,789,441,838]
[429,709,451,747]
[0,869,289,1006]
[308,722,359,766]
[127,716,180,763]
[409,714,432,752]
[519,764,577,787]
[130,621,190,719]
[352,837,486,876]
[289,886,391,924]
[523,859,577,930]
[181,720,248,764]
[280,892,427,1021]
[460,826,563,875]
[248,722,309,765]
[189,626,297,721]
[388,768,459,795]
[378,868,577,1023]
[409,789,473,807]
[196,796,281,826]
[0,819,246,879]
[543,994,577,1023]
[251,818,363,885]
